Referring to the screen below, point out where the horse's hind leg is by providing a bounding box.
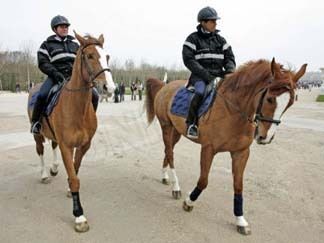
[161,125,182,199]
[49,141,59,176]
[34,135,50,183]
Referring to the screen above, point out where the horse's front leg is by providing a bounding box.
[183,145,214,211]
[59,143,89,233]
[66,142,91,198]
[74,141,91,175]
[231,148,251,235]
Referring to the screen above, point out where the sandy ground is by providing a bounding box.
[0,89,323,243]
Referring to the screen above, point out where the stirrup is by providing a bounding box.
[186,124,198,139]
[31,121,42,134]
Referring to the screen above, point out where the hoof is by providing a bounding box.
[237,225,251,235]
[75,221,89,233]
[162,178,170,185]
[50,168,58,177]
[183,201,193,212]
[41,177,50,184]
[172,190,182,199]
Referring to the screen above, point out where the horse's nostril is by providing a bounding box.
[259,136,266,140]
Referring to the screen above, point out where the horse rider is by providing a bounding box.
[182,6,236,139]
[30,15,99,134]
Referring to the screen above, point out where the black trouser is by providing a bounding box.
[92,87,99,111]
[31,77,55,123]
[186,80,206,126]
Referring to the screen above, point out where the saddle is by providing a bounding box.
[171,81,217,118]
[29,82,65,117]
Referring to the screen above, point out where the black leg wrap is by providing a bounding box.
[189,186,202,201]
[71,192,84,217]
[234,193,243,216]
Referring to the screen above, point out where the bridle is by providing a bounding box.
[254,89,281,125]
[218,84,292,126]
[64,42,111,92]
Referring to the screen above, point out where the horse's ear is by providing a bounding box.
[293,64,307,83]
[74,30,85,46]
[106,54,110,66]
[271,57,280,78]
[98,34,104,46]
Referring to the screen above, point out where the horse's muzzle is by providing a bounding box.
[255,134,275,145]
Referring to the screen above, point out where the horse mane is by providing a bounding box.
[222,59,273,92]
[221,59,297,94]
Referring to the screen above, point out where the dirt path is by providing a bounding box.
[0,90,323,243]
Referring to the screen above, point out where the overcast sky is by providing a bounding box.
[1,0,323,71]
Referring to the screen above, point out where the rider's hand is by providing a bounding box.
[53,72,65,83]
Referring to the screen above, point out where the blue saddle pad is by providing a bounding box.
[29,91,39,108]
[171,87,216,118]
[28,84,63,116]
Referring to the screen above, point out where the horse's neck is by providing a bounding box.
[218,82,265,119]
[64,56,92,112]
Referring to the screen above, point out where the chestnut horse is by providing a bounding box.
[27,32,115,232]
[145,58,307,235]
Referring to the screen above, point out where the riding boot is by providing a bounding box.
[186,94,202,139]
[30,98,44,134]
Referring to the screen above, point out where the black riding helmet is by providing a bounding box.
[51,15,70,31]
[197,6,221,22]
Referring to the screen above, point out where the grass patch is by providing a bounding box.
[316,95,324,102]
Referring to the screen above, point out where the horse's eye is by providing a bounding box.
[87,54,94,59]
[267,98,274,104]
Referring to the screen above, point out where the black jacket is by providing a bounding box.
[37,35,79,82]
[182,24,236,83]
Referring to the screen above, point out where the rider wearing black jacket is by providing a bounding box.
[37,34,78,81]
[182,6,236,139]
[30,15,99,134]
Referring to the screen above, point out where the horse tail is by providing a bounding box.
[145,78,165,125]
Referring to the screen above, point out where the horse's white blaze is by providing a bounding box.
[39,155,48,179]
[170,169,180,191]
[95,46,116,93]
[162,167,169,180]
[262,92,290,143]
[236,216,249,227]
[105,71,116,94]
[51,147,59,173]
[75,215,87,224]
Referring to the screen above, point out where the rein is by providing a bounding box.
[217,85,283,125]
[217,91,256,123]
